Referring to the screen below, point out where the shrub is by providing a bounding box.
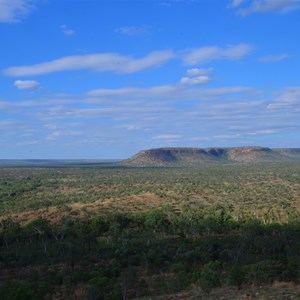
[246,259,286,284]
[0,281,37,300]
[228,264,245,287]
[199,261,221,294]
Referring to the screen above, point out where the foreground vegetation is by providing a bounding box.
[1,162,300,299]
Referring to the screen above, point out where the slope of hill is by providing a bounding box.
[120,147,300,167]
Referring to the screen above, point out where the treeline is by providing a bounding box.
[1,207,300,299]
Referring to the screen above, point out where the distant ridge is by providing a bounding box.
[120,147,300,167]
[0,159,120,167]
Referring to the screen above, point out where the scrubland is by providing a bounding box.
[1,162,300,299]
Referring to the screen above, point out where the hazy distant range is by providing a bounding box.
[1,147,300,167]
[0,159,120,167]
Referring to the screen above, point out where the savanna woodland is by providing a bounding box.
[1,161,300,299]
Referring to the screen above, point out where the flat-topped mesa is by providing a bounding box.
[120,147,300,167]
[227,147,275,162]
[122,147,228,166]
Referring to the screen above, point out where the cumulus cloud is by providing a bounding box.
[0,0,35,23]
[182,44,253,65]
[4,50,176,76]
[229,0,300,15]
[258,53,289,62]
[60,25,76,36]
[14,79,40,90]
[115,25,153,36]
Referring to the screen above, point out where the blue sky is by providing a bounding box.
[0,0,300,159]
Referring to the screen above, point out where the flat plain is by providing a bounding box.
[1,162,300,224]
[1,161,300,299]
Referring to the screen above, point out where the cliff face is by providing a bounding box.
[120,147,300,167]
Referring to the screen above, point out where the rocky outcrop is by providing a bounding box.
[120,147,300,167]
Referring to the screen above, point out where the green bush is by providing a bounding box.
[228,264,245,286]
[246,259,286,284]
[0,281,37,300]
[199,261,221,294]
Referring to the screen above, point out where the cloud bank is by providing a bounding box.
[2,83,299,153]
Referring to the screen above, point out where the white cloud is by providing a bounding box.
[267,87,300,109]
[3,45,252,77]
[118,125,141,131]
[115,25,153,36]
[14,79,40,90]
[17,140,38,146]
[247,129,276,135]
[212,134,242,139]
[180,75,211,85]
[160,0,195,7]
[47,130,83,141]
[230,0,300,15]
[0,0,35,23]
[182,44,253,65]
[258,53,289,62]
[181,68,213,85]
[229,0,246,8]
[160,2,172,7]
[186,68,213,76]
[60,25,76,36]
[4,50,176,76]
[88,85,177,98]
[0,120,18,126]
[4,81,300,151]
[153,134,182,140]
[87,84,254,101]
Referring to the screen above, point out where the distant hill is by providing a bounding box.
[119,147,300,167]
